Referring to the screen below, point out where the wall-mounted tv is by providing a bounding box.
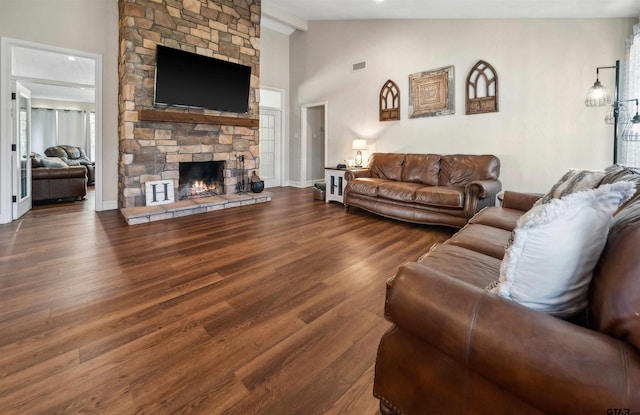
[154,45,252,113]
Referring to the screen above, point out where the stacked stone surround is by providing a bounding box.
[118,0,261,209]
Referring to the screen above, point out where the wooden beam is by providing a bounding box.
[138,109,259,127]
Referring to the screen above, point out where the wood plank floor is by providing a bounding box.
[0,187,454,415]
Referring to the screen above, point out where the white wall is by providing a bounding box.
[290,19,634,193]
[0,0,119,215]
[259,27,290,185]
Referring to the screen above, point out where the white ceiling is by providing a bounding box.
[15,1,639,102]
[13,45,95,104]
[266,0,640,20]
[263,0,640,27]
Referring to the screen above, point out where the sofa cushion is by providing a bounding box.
[30,152,44,167]
[401,154,440,186]
[446,223,512,259]
[469,206,523,232]
[418,243,501,289]
[42,157,68,168]
[368,153,405,181]
[377,182,423,202]
[489,182,635,317]
[415,186,464,208]
[44,146,67,159]
[347,178,390,197]
[600,164,640,211]
[439,155,500,187]
[537,168,605,205]
[60,144,81,159]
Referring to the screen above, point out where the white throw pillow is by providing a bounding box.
[489,181,636,317]
[536,168,605,205]
[42,157,69,168]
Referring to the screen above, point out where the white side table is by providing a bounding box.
[324,167,349,204]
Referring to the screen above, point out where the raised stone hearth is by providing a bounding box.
[121,191,272,225]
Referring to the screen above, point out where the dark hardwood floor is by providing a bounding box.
[0,187,453,414]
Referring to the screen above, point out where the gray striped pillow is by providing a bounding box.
[538,169,605,204]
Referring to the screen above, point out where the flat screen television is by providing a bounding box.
[154,45,252,113]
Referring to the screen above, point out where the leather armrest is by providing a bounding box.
[463,180,502,218]
[466,179,502,199]
[501,190,542,211]
[386,262,640,412]
[344,169,371,181]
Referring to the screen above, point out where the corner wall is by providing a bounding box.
[290,19,634,192]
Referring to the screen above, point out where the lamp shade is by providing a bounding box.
[584,80,611,107]
[621,113,640,142]
[352,139,368,150]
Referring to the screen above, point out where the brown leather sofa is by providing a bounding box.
[32,166,87,201]
[373,165,640,414]
[344,153,501,228]
[45,145,95,185]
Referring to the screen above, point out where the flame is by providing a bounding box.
[188,180,218,197]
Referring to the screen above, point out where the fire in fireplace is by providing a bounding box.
[178,161,225,199]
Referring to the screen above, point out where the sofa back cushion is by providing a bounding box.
[45,146,67,159]
[60,145,81,160]
[401,154,441,185]
[589,166,640,352]
[439,155,500,187]
[368,153,405,181]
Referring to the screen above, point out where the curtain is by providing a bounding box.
[618,20,640,167]
[57,110,88,149]
[30,108,94,160]
[30,108,57,155]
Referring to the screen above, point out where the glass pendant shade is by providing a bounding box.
[604,105,615,124]
[621,113,640,142]
[584,80,611,107]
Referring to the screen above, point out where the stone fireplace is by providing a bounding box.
[118,0,261,211]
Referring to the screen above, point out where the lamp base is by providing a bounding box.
[355,150,363,167]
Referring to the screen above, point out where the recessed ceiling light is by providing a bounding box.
[68,56,77,61]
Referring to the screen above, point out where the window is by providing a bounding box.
[619,23,640,167]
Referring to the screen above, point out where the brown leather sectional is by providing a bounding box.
[373,165,640,414]
[344,153,502,228]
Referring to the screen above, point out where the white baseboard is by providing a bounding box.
[97,200,118,211]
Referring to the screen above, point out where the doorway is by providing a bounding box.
[0,37,102,223]
[301,102,328,187]
[259,87,285,188]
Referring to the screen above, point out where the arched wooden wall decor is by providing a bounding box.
[380,80,400,121]
[466,60,498,115]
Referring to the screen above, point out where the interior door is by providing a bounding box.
[259,108,282,188]
[13,82,32,219]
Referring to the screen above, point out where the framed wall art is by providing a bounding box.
[409,65,455,118]
[379,79,400,121]
[466,60,499,115]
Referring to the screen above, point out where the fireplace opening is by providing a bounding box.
[178,161,225,199]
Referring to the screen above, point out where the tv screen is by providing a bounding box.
[154,45,251,113]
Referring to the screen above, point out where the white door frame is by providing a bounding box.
[12,82,32,219]
[0,37,103,224]
[300,101,328,187]
[259,86,285,188]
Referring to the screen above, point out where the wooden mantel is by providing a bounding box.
[138,109,259,127]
